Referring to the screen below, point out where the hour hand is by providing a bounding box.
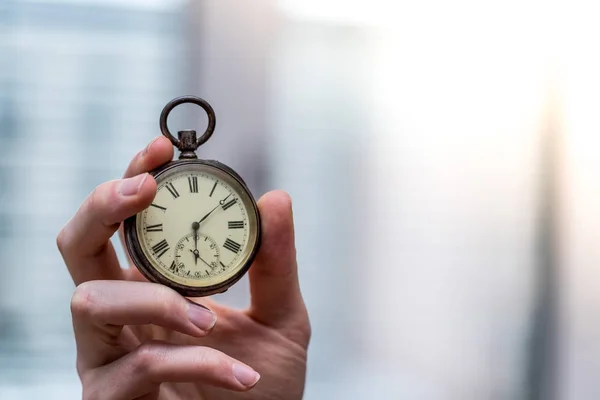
[191,222,200,265]
[189,249,199,265]
[192,222,199,249]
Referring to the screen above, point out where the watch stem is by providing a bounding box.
[178,129,199,159]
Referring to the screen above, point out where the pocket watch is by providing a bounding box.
[124,96,261,297]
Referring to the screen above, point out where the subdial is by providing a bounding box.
[174,233,220,279]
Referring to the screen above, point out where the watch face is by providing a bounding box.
[131,162,260,293]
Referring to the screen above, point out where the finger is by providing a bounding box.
[123,135,173,179]
[57,173,156,285]
[118,136,173,276]
[71,281,217,369]
[85,342,260,399]
[248,191,307,330]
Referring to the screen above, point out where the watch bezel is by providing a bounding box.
[123,159,261,297]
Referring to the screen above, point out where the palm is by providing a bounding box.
[120,299,307,400]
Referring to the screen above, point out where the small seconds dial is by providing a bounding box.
[135,164,255,290]
[173,232,220,279]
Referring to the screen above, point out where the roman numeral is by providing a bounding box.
[169,261,177,271]
[145,224,163,232]
[209,181,218,197]
[150,203,166,211]
[188,176,198,193]
[151,239,170,258]
[223,238,241,253]
[221,198,237,211]
[228,221,244,229]
[165,182,179,199]
[220,261,227,269]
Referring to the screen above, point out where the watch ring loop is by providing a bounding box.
[159,95,216,149]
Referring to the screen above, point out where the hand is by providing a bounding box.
[56,136,310,400]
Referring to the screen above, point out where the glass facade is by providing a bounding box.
[0,0,185,395]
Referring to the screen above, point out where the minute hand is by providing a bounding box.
[198,194,232,224]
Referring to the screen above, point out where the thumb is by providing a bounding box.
[248,191,306,329]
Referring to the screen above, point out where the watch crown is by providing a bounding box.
[177,129,199,159]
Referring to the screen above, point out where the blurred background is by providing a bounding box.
[1,0,600,399]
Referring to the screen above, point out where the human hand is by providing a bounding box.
[57,136,310,400]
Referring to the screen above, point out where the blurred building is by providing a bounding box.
[0,0,185,392]
[4,1,600,400]
[184,0,275,198]
[184,3,372,396]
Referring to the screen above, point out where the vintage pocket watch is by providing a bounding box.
[124,96,261,297]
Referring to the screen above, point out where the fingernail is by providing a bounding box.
[233,364,260,388]
[142,136,161,156]
[187,301,217,332]
[119,174,148,196]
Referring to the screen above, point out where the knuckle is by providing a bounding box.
[56,227,69,254]
[194,347,213,365]
[202,349,226,369]
[134,343,155,369]
[132,342,165,379]
[91,181,121,212]
[153,285,183,318]
[56,180,119,257]
[86,181,122,228]
[301,323,312,346]
[70,282,99,319]
[88,183,110,214]
[299,314,312,344]
[191,347,230,376]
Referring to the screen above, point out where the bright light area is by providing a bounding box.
[278,0,389,25]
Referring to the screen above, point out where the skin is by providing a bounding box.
[56,136,311,400]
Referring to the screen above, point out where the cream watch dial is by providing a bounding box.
[135,164,258,288]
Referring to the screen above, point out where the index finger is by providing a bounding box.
[118,135,174,279]
[57,173,156,284]
[57,137,173,285]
